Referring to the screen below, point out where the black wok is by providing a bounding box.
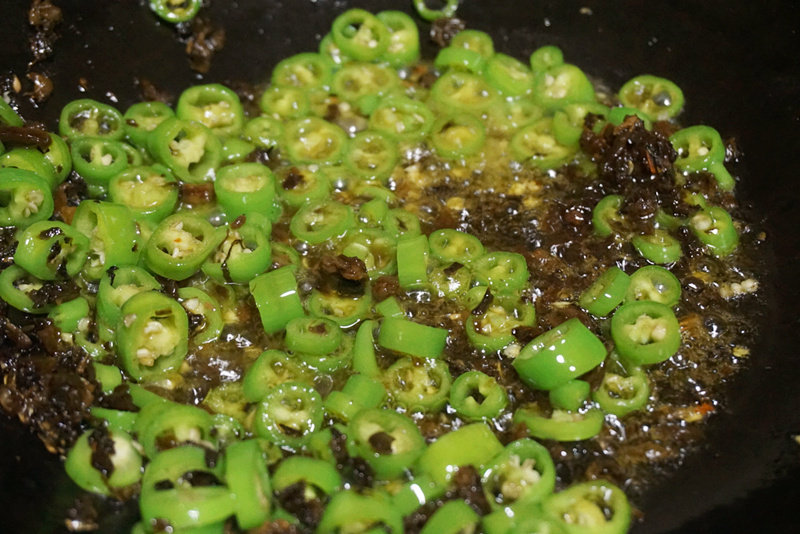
[1,0,799,532]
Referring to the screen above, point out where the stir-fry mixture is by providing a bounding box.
[0,7,765,534]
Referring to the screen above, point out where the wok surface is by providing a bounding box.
[1,0,799,532]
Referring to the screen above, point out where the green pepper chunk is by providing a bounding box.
[0,265,53,314]
[149,117,222,183]
[144,212,223,280]
[285,316,342,355]
[123,101,175,148]
[249,266,305,334]
[378,317,448,359]
[331,62,400,108]
[450,370,508,421]
[70,137,130,195]
[59,98,124,140]
[0,168,54,227]
[396,234,429,289]
[331,9,390,62]
[214,162,279,220]
[670,125,734,191]
[434,46,486,73]
[349,407,425,480]
[482,438,556,509]
[549,379,591,412]
[259,85,310,120]
[619,74,684,121]
[242,116,284,150]
[487,98,544,135]
[593,363,650,417]
[543,480,631,534]
[72,200,141,280]
[384,356,451,413]
[514,405,605,442]
[317,491,404,534]
[417,423,504,487]
[49,296,90,333]
[530,45,564,73]
[14,220,89,280]
[271,52,333,90]
[117,290,189,382]
[578,266,631,317]
[272,456,342,499]
[254,381,323,448]
[689,206,739,257]
[421,500,479,534]
[341,228,397,279]
[352,320,380,377]
[176,83,244,137]
[451,29,494,58]
[513,318,606,391]
[109,164,179,224]
[242,349,307,402]
[553,101,610,147]
[0,98,24,127]
[625,265,682,307]
[486,53,535,96]
[308,288,372,328]
[611,300,681,366]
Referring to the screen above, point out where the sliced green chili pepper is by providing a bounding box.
[65,428,142,496]
[214,162,278,220]
[224,439,272,529]
[109,164,179,224]
[513,318,606,391]
[117,290,189,382]
[70,137,129,194]
[352,319,380,377]
[72,200,141,279]
[384,356,451,413]
[618,74,684,121]
[285,316,342,355]
[271,52,333,90]
[486,53,535,96]
[276,165,330,209]
[431,71,498,113]
[221,137,255,164]
[608,106,653,130]
[368,95,434,141]
[14,220,89,280]
[593,364,650,417]
[549,379,591,412]
[0,98,24,126]
[0,265,53,314]
[242,116,284,150]
[290,199,354,245]
[486,98,544,135]
[317,491,403,534]
[543,480,631,534]
[689,206,739,257]
[144,212,223,280]
[178,286,223,345]
[49,296,90,333]
[383,208,421,239]
[482,438,556,509]
[514,405,604,441]
[331,9,390,62]
[283,117,347,165]
[431,113,486,159]
[349,407,425,479]
[378,317,448,359]
[331,62,400,107]
[532,64,595,111]
[511,117,575,169]
[592,194,624,238]
[345,130,398,181]
[470,251,530,295]
[149,117,222,183]
[632,229,682,264]
[0,168,54,227]
[242,349,308,402]
[0,147,58,190]
[176,83,244,137]
[421,500,479,534]
[578,266,631,317]
[611,300,681,365]
[434,46,486,73]
[450,370,508,421]
[530,45,564,73]
[553,101,610,147]
[202,212,272,283]
[625,265,681,307]
[96,265,161,339]
[59,98,124,140]
[307,288,372,328]
[301,330,354,373]
[670,125,734,191]
[377,10,420,66]
[249,266,305,334]
[396,234,429,289]
[259,85,310,120]
[254,381,323,448]
[412,0,459,21]
[123,101,175,148]
[149,0,201,23]
[466,298,536,352]
[340,228,397,278]
[417,423,504,487]
[272,456,341,499]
